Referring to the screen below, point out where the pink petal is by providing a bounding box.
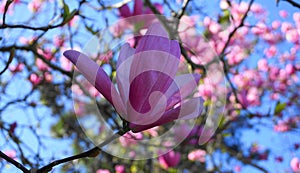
[123,24,180,119]
[63,50,125,114]
[129,71,173,113]
[133,0,143,15]
[144,22,168,38]
[178,97,204,120]
[165,74,201,110]
[129,97,203,132]
[119,4,131,18]
[117,43,135,69]
[116,44,135,113]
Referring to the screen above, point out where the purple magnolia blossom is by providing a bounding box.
[63,23,203,133]
[158,150,181,169]
[119,0,163,18]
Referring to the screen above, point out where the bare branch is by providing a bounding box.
[2,0,13,25]
[219,0,255,111]
[0,45,72,77]
[223,144,269,173]
[0,150,30,173]
[175,0,191,19]
[36,129,128,173]
[0,11,79,31]
[0,48,14,75]
[282,0,300,8]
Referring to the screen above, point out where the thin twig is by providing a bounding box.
[176,0,191,19]
[0,45,72,77]
[0,48,14,75]
[282,0,300,8]
[2,0,13,26]
[0,11,78,31]
[0,151,30,173]
[37,129,128,173]
[219,0,255,111]
[223,144,269,173]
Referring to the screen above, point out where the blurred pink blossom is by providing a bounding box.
[264,46,277,58]
[119,131,143,147]
[115,165,125,173]
[291,157,300,172]
[234,165,241,172]
[28,0,44,12]
[279,10,288,18]
[96,169,110,173]
[3,150,17,159]
[29,73,42,86]
[274,121,290,132]
[158,150,181,169]
[188,149,206,162]
[9,63,24,74]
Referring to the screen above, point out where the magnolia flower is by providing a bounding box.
[119,0,163,18]
[63,23,203,133]
[158,150,181,169]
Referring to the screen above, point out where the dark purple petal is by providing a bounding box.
[63,50,125,113]
[129,97,204,132]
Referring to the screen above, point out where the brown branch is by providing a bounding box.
[282,0,300,8]
[0,11,79,31]
[2,0,13,25]
[175,0,191,19]
[0,45,72,77]
[0,151,30,173]
[0,48,14,75]
[222,144,269,173]
[36,129,128,173]
[219,0,255,111]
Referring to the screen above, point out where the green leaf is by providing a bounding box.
[219,9,231,25]
[275,102,286,115]
[218,116,226,128]
[85,24,98,35]
[63,3,70,21]
[63,9,77,24]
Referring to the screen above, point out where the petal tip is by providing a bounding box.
[63,50,80,64]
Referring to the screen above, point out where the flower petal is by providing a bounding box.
[178,97,204,120]
[63,50,125,113]
[119,4,131,18]
[117,43,135,69]
[129,97,204,132]
[165,73,201,110]
[144,22,168,38]
[133,0,143,15]
[128,33,180,114]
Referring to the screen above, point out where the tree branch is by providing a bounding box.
[0,151,30,173]
[222,144,269,173]
[219,0,255,111]
[282,0,300,8]
[0,48,14,75]
[36,129,128,173]
[175,0,191,19]
[0,45,72,77]
[0,11,79,31]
